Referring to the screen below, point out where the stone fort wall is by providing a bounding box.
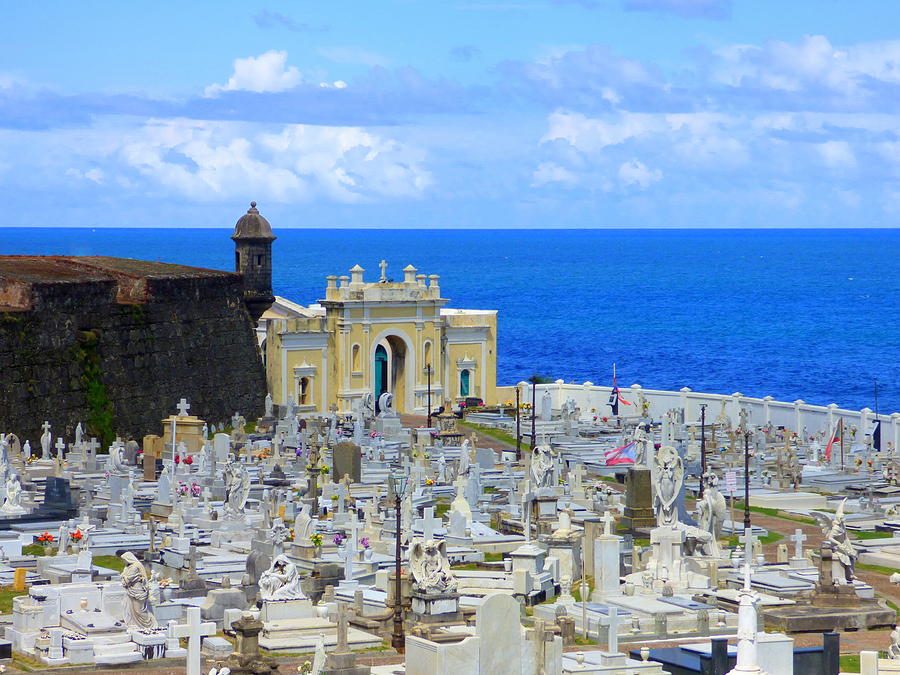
[0,258,265,445]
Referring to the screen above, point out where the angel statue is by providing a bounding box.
[259,554,305,601]
[654,445,683,528]
[811,498,857,583]
[889,624,900,660]
[530,442,555,488]
[223,463,251,519]
[410,539,458,594]
[696,471,727,557]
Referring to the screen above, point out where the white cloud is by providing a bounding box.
[204,50,302,97]
[542,110,662,152]
[531,162,577,186]
[818,140,856,170]
[118,118,431,203]
[618,159,662,188]
[65,167,105,184]
[713,35,900,99]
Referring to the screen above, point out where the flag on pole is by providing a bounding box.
[825,420,841,462]
[605,441,636,465]
[608,363,632,415]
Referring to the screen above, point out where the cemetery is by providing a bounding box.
[0,212,897,675]
[0,376,897,675]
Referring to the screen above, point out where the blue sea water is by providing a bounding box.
[3,228,899,413]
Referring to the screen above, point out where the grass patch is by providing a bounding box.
[571,577,594,602]
[732,502,816,525]
[22,543,49,557]
[459,421,531,451]
[840,654,860,673]
[887,599,900,618]
[857,562,898,576]
[434,499,451,519]
[0,586,28,613]
[573,635,597,646]
[484,552,503,562]
[853,531,894,540]
[94,555,126,572]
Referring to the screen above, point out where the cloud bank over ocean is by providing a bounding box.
[3,2,900,228]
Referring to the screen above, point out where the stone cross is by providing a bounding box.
[415,506,442,541]
[600,510,616,536]
[177,398,191,417]
[169,606,215,675]
[42,420,52,436]
[379,259,388,282]
[55,437,66,458]
[738,528,757,567]
[790,529,808,559]
[599,606,621,654]
[336,601,350,653]
[522,486,534,543]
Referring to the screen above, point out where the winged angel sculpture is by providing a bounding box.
[811,498,857,583]
[409,539,458,594]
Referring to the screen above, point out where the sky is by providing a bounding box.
[4,1,900,228]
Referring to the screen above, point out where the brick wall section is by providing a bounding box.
[0,256,266,445]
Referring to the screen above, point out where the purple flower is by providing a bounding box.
[359,537,370,549]
[333,534,346,546]
[295,448,304,456]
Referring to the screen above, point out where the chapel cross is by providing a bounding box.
[379,259,388,282]
[790,528,808,559]
[177,398,191,417]
[168,606,215,675]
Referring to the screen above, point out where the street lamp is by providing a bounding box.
[389,471,409,652]
[699,404,708,498]
[425,364,433,428]
[515,387,521,459]
[743,426,751,531]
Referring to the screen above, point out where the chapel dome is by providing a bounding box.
[231,201,276,241]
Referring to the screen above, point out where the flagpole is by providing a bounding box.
[840,418,844,471]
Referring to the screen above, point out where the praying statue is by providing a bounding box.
[259,554,305,600]
[107,444,128,474]
[120,552,157,629]
[409,539,458,594]
[293,503,315,545]
[0,473,26,515]
[265,392,274,418]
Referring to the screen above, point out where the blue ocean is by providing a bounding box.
[4,228,899,413]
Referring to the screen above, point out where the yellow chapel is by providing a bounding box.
[261,261,498,414]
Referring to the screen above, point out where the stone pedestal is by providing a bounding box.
[546,534,581,583]
[649,525,686,586]
[160,414,206,454]
[410,590,463,625]
[590,534,622,600]
[621,467,655,532]
[259,597,317,623]
[374,416,402,437]
[532,494,559,536]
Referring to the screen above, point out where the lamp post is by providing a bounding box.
[743,427,751,531]
[390,471,408,653]
[530,377,537,449]
[699,404,708,498]
[515,387,521,459]
[425,364,433,428]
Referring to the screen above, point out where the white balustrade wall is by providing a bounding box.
[511,380,900,450]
